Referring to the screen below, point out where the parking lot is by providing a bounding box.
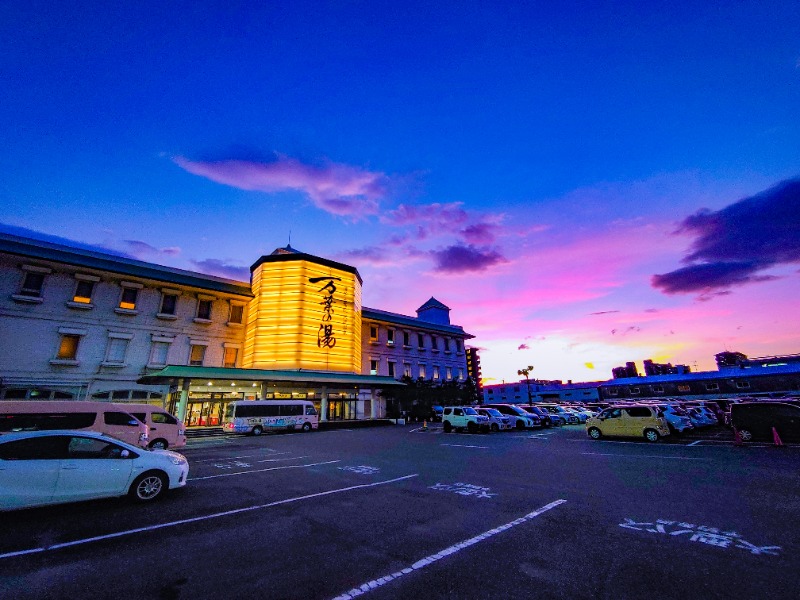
[1,424,797,599]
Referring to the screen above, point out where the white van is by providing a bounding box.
[116,404,186,449]
[222,400,319,435]
[0,401,149,447]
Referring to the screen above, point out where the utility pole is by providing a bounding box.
[517,365,534,403]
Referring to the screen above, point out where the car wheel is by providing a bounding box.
[516,420,525,430]
[252,425,263,436]
[148,439,168,450]
[467,421,478,434]
[588,427,602,440]
[491,423,499,432]
[302,422,313,432]
[738,428,753,442]
[644,429,660,442]
[443,421,453,433]
[129,471,167,502]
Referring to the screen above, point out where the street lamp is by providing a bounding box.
[517,365,534,403]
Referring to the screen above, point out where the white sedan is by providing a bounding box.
[0,429,189,511]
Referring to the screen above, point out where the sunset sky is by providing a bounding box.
[2,2,799,384]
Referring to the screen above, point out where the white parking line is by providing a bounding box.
[688,441,703,446]
[581,452,707,460]
[190,451,291,462]
[0,474,419,560]
[331,499,567,600]
[191,460,340,480]
[440,444,488,449]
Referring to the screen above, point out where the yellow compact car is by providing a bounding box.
[586,405,671,442]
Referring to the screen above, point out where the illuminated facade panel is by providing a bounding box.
[243,251,362,373]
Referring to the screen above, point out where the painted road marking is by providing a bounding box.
[688,441,703,446]
[620,518,781,556]
[256,456,310,463]
[582,452,707,461]
[331,499,567,600]
[191,460,341,480]
[430,482,496,498]
[440,444,488,449]
[339,465,380,475]
[190,451,291,462]
[0,474,419,560]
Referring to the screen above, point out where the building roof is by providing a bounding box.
[249,249,363,284]
[417,297,450,312]
[0,231,253,298]
[137,365,406,387]
[600,362,800,387]
[361,306,474,339]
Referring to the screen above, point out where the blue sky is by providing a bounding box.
[2,1,799,383]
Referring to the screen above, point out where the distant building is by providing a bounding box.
[483,379,602,404]
[612,361,639,379]
[466,347,482,390]
[643,359,691,376]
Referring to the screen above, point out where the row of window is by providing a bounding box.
[367,325,463,354]
[13,265,246,325]
[52,329,240,369]
[369,358,464,382]
[604,380,751,396]
[0,388,164,401]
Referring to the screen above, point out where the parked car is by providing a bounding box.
[656,404,695,435]
[0,430,189,511]
[586,405,671,442]
[540,404,581,425]
[432,405,444,422]
[535,406,565,426]
[475,408,513,432]
[442,406,490,433]
[561,407,589,423]
[730,402,800,442]
[520,405,552,427]
[482,404,540,429]
[116,404,186,449]
[686,406,716,428]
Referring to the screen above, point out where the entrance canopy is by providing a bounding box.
[138,365,405,388]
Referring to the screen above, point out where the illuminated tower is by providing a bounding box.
[242,246,362,372]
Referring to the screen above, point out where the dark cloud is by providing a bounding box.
[190,259,249,281]
[460,222,497,245]
[518,343,530,350]
[589,310,620,316]
[336,246,392,265]
[653,179,800,294]
[430,244,507,274]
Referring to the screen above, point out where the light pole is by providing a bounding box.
[517,365,534,403]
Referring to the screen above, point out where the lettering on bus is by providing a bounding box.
[309,275,341,349]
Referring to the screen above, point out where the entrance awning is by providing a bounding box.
[137,365,406,388]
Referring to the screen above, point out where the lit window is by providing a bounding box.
[223,347,238,368]
[189,344,206,366]
[387,329,395,345]
[73,280,95,304]
[149,341,170,366]
[57,335,81,360]
[404,363,411,377]
[229,303,245,325]
[119,287,138,310]
[446,367,452,380]
[196,299,212,320]
[432,366,440,380]
[160,293,178,315]
[419,364,426,379]
[458,368,464,380]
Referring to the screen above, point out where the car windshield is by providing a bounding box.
[486,409,502,417]
[464,408,478,415]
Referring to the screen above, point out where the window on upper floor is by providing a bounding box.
[56,334,81,360]
[159,292,178,316]
[432,365,440,380]
[196,299,212,321]
[370,359,378,375]
[419,364,426,379]
[431,335,438,352]
[458,368,464,380]
[446,366,452,380]
[149,341,170,367]
[705,382,720,391]
[19,271,45,298]
[403,331,410,347]
[403,363,411,378]
[104,334,132,366]
[735,380,750,389]
[370,326,378,341]
[72,278,96,305]
[387,361,395,377]
[387,329,395,345]
[228,303,245,325]
[117,284,140,312]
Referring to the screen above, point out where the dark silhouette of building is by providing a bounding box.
[643,359,691,376]
[466,347,482,391]
[612,362,639,379]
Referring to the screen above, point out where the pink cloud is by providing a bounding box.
[174,155,387,218]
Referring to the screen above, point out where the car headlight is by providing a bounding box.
[170,455,188,465]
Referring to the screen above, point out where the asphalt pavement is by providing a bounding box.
[1,424,797,599]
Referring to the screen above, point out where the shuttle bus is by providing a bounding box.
[222,400,318,435]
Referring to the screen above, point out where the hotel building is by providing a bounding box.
[0,232,473,425]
